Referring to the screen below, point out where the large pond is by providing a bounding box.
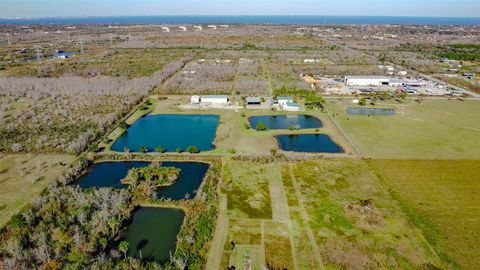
[111,114,219,152]
[275,134,343,153]
[347,107,395,115]
[248,114,322,129]
[74,161,209,200]
[122,207,185,263]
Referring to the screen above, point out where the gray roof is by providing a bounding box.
[246,96,261,103]
[277,96,293,100]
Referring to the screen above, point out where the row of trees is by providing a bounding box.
[0,59,188,154]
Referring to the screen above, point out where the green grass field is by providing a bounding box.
[288,159,441,270]
[369,160,480,270]
[326,99,480,159]
[0,154,75,227]
[225,161,273,219]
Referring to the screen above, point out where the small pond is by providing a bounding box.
[347,107,395,115]
[248,114,322,129]
[122,207,185,263]
[74,161,209,200]
[111,114,219,152]
[275,134,343,153]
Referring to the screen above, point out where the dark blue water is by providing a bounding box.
[347,107,395,115]
[1,16,478,26]
[275,134,343,153]
[75,161,149,189]
[111,114,219,153]
[122,207,185,263]
[249,114,322,130]
[156,161,209,200]
[74,161,209,200]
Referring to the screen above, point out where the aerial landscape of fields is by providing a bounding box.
[0,1,479,270]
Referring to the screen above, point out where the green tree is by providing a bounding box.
[359,98,367,106]
[119,241,129,259]
[187,146,200,154]
[255,122,267,131]
[139,146,149,153]
[98,237,108,250]
[176,147,183,153]
[304,94,325,109]
[155,146,165,153]
[119,121,128,129]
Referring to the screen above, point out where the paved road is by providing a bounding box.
[420,74,480,98]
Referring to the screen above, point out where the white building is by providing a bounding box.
[191,95,201,104]
[277,96,293,106]
[179,26,187,32]
[199,95,228,104]
[194,26,202,31]
[398,71,408,76]
[161,27,170,33]
[283,102,301,112]
[344,76,390,86]
[303,59,319,63]
[207,25,217,30]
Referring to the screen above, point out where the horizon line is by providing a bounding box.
[1,14,480,20]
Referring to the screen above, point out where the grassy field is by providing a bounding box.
[0,154,75,227]
[326,98,480,159]
[287,159,442,270]
[224,161,273,219]
[369,160,480,270]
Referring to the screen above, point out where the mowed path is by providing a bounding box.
[268,169,291,222]
[288,164,325,270]
[205,193,229,270]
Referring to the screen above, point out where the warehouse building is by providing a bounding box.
[344,76,390,86]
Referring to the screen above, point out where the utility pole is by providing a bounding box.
[67,32,71,42]
[34,46,41,62]
[79,39,84,54]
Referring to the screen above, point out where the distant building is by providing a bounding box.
[344,76,390,86]
[191,95,228,104]
[191,95,201,104]
[54,50,75,59]
[246,96,261,105]
[303,59,318,63]
[283,102,301,111]
[398,71,408,76]
[388,79,404,87]
[199,95,229,104]
[277,96,293,106]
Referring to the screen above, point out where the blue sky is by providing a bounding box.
[1,0,479,18]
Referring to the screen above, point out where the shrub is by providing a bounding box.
[176,147,183,153]
[228,148,236,154]
[256,122,267,131]
[155,146,165,153]
[187,146,200,154]
[139,146,149,153]
[119,121,129,129]
[244,122,250,129]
